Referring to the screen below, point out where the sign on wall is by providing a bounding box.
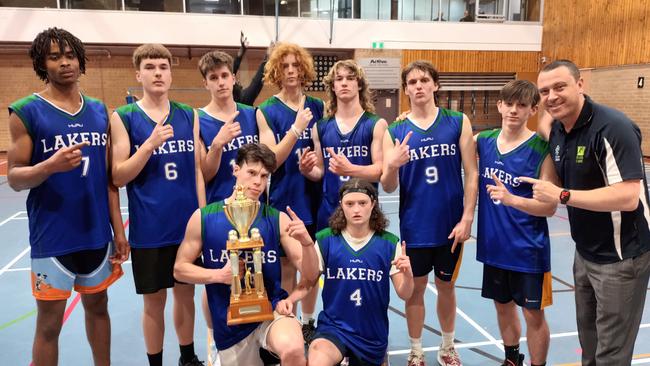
[358,58,401,90]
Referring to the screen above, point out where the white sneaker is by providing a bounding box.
[437,345,461,366]
[407,350,426,366]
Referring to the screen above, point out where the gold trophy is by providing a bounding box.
[224,185,274,325]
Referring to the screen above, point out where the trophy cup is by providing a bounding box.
[224,185,274,325]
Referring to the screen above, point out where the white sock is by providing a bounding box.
[410,337,423,354]
[302,312,314,324]
[441,331,455,349]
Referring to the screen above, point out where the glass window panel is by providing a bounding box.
[414,0,431,20]
[399,0,414,20]
[186,0,241,14]
[253,0,298,16]
[300,0,338,19]
[0,0,57,8]
[124,0,184,12]
[448,0,464,21]
[434,0,448,21]
[62,0,122,10]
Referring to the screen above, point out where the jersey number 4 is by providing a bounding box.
[350,288,362,307]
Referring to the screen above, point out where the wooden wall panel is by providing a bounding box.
[542,0,650,68]
[400,50,540,112]
[402,50,541,73]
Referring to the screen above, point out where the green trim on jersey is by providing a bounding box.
[9,94,39,137]
[200,201,225,244]
[527,134,550,177]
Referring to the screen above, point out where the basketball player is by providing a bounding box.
[174,143,319,366]
[110,44,205,366]
[276,178,414,366]
[380,60,478,366]
[197,50,259,204]
[301,59,387,231]
[7,27,126,366]
[256,42,324,339]
[476,80,556,366]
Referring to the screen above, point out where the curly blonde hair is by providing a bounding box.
[323,59,375,118]
[263,42,316,89]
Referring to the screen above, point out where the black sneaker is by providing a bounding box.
[502,353,525,366]
[302,319,316,345]
[179,355,205,366]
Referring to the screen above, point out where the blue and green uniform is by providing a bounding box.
[316,112,380,230]
[201,201,287,350]
[476,129,551,273]
[316,228,399,365]
[258,95,324,225]
[199,104,259,203]
[9,94,112,258]
[387,109,464,248]
[115,101,198,248]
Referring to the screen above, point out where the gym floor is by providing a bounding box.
[0,157,648,365]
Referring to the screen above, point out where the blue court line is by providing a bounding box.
[0,309,36,331]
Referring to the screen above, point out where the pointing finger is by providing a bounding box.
[491,173,505,187]
[518,176,540,185]
[68,141,90,152]
[402,131,413,146]
[286,206,300,221]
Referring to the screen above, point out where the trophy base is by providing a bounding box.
[227,238,264,251]
[227,292,274,326]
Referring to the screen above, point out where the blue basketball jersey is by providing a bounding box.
[316,112,379,230]
[316,228,399,365]
[199,103,259,203]
[258,95,324,224]
[387,109,464,248]
[116,101,198,248]
[476,129,551,273]
[9,94,112,258]
[201,201,287,350]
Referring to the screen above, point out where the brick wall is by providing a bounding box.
[0,51,329,152]
[583,65,650,155]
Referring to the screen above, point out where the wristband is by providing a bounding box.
[290,124,302,139]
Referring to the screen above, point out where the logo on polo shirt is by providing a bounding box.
[576,146,586,163]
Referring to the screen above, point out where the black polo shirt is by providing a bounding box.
[549,95,650,263]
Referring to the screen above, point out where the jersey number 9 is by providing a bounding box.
[425,166,438,184]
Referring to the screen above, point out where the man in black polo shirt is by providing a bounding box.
[522,59,650,366]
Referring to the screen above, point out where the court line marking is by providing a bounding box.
[425,283,515,362]
[0,246,30,277]
[389,323,650,356]
[0,212,23,227]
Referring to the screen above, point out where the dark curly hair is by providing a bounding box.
[29,27,86,82]
[328,178,389,234]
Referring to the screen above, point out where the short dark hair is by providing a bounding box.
[401,60,440,90]
[235,144,277,173]
[198,51,234,78]
[29,27,86,82]
[328,179,389,234]
[541,59,581,81]
[499,80,540,106]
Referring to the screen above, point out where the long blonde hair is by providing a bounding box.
[323,59,375,118]
[263,43,316,89]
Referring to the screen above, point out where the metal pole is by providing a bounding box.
[329,0,334,44]
[275,0,279,42]
[241,0,244,15]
